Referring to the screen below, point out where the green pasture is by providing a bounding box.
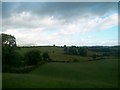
[18,46,91,62]
[3,58,118,88]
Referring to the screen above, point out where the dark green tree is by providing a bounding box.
[78,47,87,56]
[63,45,68,54]
[42,52,50,61]
[2,33,16,47]
[25,50,41,65]
[68,46,78,55]
[53,44,55,47]
[2,33,18,66]
[92,54,97,60]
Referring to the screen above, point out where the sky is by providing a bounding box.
[1,2,119,46]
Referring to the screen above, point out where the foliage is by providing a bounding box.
[2,33,16,47]
[25,50,41,65]
[68,46,78,55]
[63,45,68,54]
[78,47,87,56]
[3,65,36,73]
[2,33,20,66]
[73,58,79,62]
[53,44,55,47]
[89,46,119,57]
[42,52,50,61]
[92,54,97,60]
[63,45,88,56]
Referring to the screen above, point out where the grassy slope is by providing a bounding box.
[18,47,90,62]
[3,58,118,88]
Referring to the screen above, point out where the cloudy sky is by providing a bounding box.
[2,2,118,46]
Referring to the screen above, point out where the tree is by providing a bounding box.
[68,46,78,55]
[92,54,97,60]
[2,33,18,65]
[25,50,41,65]
[53,44,55,47]
[2,33,16,47]
[78,47,87,56]
[10,52,23,67]
[63,45,68,54]
[42,52,50,61]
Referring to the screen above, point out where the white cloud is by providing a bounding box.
[49,13,118,38]
[99,13,118,30]
[3,11,62,30]
[76,39,118,46]
[2,11,118,46]
[3,28,51,46]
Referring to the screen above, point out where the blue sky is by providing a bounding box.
[2,2,118,46]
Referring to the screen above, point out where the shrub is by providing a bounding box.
[25,50,41,65]
[92,54,97,60]
[73,59,79,62]
[42,52,50,61]
[11,51,23,67]
[78,47,87,56]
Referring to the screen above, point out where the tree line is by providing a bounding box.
[63,45,87,56]
[63,45,119,57]
[2,33,119,72]
[2,33,50,72]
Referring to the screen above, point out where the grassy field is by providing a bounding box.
[3,57,118,88]
[18,46,91,62]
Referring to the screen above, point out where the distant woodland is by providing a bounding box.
[1,33,119,73]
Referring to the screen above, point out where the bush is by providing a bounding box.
[78,47,87,56]
[73,59,79,62]
[3,65,36,73]
[48,58,52,62]
[2,49,23,67]
[11,51,23,67]
[42,52,50,61]
[25,50,41,65]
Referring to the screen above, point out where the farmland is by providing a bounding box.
[2,46,118,88]
[2,2,119,89]
[18,46,90,62]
